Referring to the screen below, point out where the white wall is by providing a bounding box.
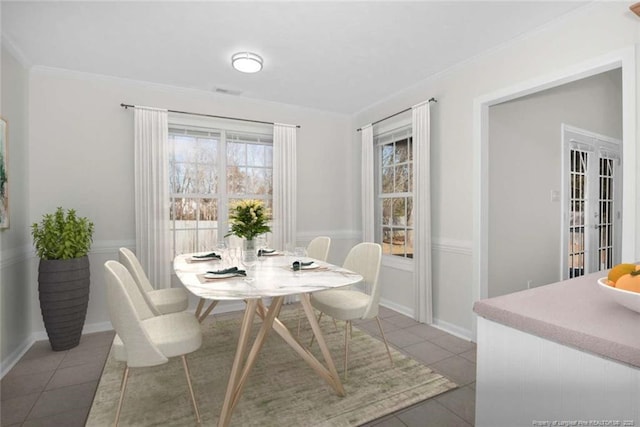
[488,69,623,298]
[353,2,640,339]
[25,68,358,335]
[0,45,32,373]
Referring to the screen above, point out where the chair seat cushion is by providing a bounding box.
[148,288,189,314]
[311,289,370,321]
[112,312,201,364]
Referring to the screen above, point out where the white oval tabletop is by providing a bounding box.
[174,252,363,300]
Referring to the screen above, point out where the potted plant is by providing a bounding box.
[226,199,271,251]
[32,207,94,351]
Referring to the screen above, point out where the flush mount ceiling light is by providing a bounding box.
[231,52,263,73]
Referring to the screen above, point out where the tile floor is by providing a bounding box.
[1,306,476,426]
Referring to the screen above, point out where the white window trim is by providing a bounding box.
[374,118,414,270]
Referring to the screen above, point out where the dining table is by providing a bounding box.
[173,250,364,427]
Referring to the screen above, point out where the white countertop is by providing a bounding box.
[473,271,640,368]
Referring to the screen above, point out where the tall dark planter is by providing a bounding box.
[38,256,90,351]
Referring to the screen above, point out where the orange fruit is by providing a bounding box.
[615,271,640,293]
[607,263,637,285]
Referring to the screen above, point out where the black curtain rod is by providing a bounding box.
[356,97,437,132]
[120,103,301,128]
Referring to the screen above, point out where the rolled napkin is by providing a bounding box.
[193,252,221,259]
[207,266,246,276]
[292,261,314,271]
[258,248,276,256]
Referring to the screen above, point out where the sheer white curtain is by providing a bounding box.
[412,101,432,323]
[134,107,170,289]
[361,124,374,242]
[273,123,297,303]
[272,123,297,251]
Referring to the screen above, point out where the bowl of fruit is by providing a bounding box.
[598,263,640,314]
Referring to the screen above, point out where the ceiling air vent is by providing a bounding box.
[213,87,243,96]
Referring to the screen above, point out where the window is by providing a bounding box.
[168,125,273,257]
[375,125,413,259]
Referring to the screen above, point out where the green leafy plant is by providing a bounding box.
[226,199,271,240]
[32,207,94,260]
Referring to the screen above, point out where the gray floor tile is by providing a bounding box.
[368,415,407,426]
[459,349,476,364]
[429,334,476,355]
[397,399,471,427]
[72,331,115,350]
[5,353,65,377]
[385,315,421,329]
[403,341,454,365]
[21,341,57,361]
[377,306,398,319]
[28,381,98,419]
[21,406,90,427]
[435,385,476,424]
[0,392,40,426]
[385,328,426,348]
[1,370,54,401]
[45,361,105,390]
[430,356,477,387]
[404,323,448,340]
[58,345,110,369]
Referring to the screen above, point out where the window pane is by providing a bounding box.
[392,198,406,225]
[394,164,409,192]
[395,138,409,163]
[227,166,247,194]
[381,144,394,167]
[197,167,217,194]
[227,142,245,166]
[406,198,414,227]
[264,145,273,167]
[381,167,394,193]
[381,227,393,255]
[382,199,392,225]
[199,198,218,221]
[198,138,217,163]
[406,229,414,258]
[171,198,196,221]
[247,167,270,195]
[247,144,266,167]
[173,136,196,163]
[174,229,197,255]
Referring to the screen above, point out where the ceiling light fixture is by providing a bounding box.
[231,52,263,73]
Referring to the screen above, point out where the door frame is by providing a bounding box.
[472,46,636,338]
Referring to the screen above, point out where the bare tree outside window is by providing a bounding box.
[169,127,273,256]
[376,128,414,259]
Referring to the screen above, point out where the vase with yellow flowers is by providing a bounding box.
[226,199,271,252]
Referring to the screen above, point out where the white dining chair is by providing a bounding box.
[306,236,331,262]
[310,242,393,378]
[118,247,189,315]
[104,260,202,426]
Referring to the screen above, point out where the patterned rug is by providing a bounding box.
[87,308,457,426]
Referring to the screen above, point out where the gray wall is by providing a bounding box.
[488,69,623,297]
[353,2,639,338]
[1,45,32,371]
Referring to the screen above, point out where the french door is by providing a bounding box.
[562,125,622,279]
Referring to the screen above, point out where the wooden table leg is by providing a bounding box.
[197,299,219,323]
[256,298,345,396]
[217,299,258,427]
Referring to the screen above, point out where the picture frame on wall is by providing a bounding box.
[0,117,8,229]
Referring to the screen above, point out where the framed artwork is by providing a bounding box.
[0,117,7,229]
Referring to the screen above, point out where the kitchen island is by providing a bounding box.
[473,271,639,427]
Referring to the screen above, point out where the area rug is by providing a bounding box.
[86,308,457,426]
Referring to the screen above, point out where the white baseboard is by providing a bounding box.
[432,318,474,342]
[379,298,414,318]
[0,336,35,379]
